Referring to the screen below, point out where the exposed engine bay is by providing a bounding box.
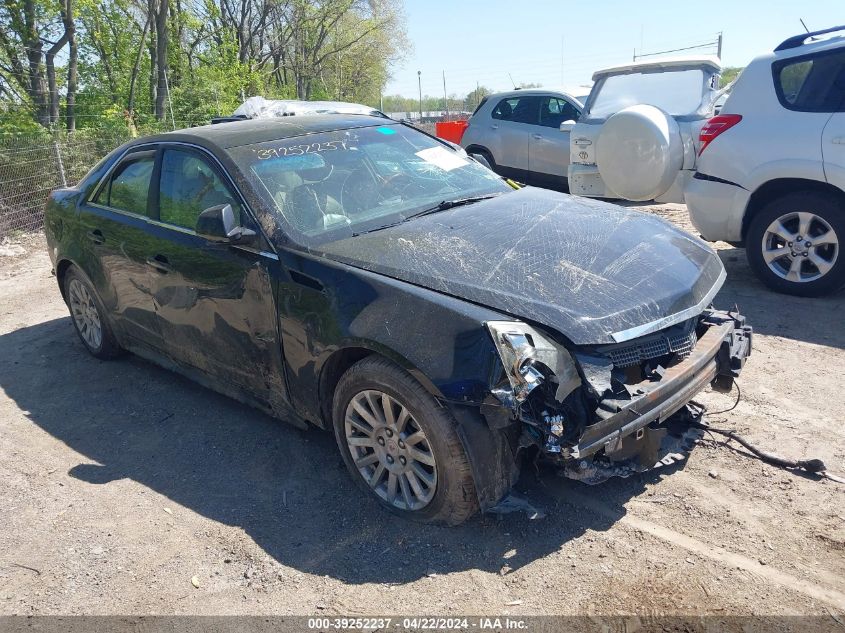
[485,309,753,482]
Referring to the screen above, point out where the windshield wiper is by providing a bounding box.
[409,194,503,219]
[351,193,503,236]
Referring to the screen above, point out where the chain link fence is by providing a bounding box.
[0,119,453,239]
[0,130,132,238]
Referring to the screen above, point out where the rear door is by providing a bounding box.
[529,95,580,181]
[486,95,541,174]
[774,47,845,190]
[79,147,162,347]
[817,50,845,189]
[823,112,845,189]
[145,145,287,403]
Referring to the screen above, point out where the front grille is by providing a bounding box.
[603,320,698,368]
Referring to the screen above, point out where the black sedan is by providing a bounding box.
[44,115,752,524]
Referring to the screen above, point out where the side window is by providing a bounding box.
[491,96,541,125]
[539,97,581,128]
[511,96,541,125]
[93,153,154,216]
[774,49,845,112]
[561,100,580,122]
[492,98,519,121]
[159,149,242,230]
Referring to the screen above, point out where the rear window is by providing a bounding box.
[773,49,845,112]
[586,68,710,119]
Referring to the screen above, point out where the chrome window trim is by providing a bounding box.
[87,140,278,257]
[87,201,276,260]
[610,267,726,343]
[88,144,158,206]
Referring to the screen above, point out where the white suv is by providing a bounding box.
[568,57,722,203]
[686,26,845,296]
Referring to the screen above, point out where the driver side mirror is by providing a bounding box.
[559,120,576,133]
[196,203,257,244]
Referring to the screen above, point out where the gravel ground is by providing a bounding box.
[0,207,844,618]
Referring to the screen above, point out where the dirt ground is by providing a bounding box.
[1,205,844,618]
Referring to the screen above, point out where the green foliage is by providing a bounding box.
[720,66,744,88]
[0,0,409,134]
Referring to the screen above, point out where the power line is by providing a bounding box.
[633,34,721,61]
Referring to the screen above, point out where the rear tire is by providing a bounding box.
[746,192,844,297]
[63,266,122,359]
[332,356,478,525]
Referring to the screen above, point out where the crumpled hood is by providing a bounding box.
[316,187,725,345]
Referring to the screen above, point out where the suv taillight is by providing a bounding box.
[699,114,742,154]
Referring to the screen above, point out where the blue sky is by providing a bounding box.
[384,0,844,98]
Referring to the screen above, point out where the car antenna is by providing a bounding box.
[799,18,811,33]
[508,73,517,89]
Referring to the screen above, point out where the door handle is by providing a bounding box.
[289,269,325,292]
[833,137,845,145]
[146,254,173,274]
[86,229,105,244]
[532,134,543,140]
[490,124,499,129]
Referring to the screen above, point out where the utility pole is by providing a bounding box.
[717,32,723,59]
[417,70,422,121]
[442,70,449,119]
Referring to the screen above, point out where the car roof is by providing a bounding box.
[132,114,396,153]
[592,55,721,80]
[773,33,845,58]
[484,88,581,102]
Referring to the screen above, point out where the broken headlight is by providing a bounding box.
[486,321,582,409]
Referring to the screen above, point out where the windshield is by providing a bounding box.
[228,124,511,246]
[586,68,709,119]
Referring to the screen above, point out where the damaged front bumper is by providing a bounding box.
[570,311,751,462]
[485,309,752,484]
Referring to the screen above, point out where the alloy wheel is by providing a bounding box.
[761,211,839,283]
[68,278,103,350]
[344,389,437,511]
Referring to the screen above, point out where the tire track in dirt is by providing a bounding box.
[562,489,845,610]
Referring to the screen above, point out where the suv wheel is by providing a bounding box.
[746,192,844,296]
[332,356,478,525]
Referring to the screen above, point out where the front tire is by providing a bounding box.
[746,192,844,297]
[63,267,122,359]
[332,356,478,525]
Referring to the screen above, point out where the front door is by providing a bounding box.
[144,146,286,405]
[529,96,580,183]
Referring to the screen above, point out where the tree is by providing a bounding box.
[265,0,407,100]
[465,84,491,110]
[0,0,410,133]
[720,66,743,88]
[0,0,50,125]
